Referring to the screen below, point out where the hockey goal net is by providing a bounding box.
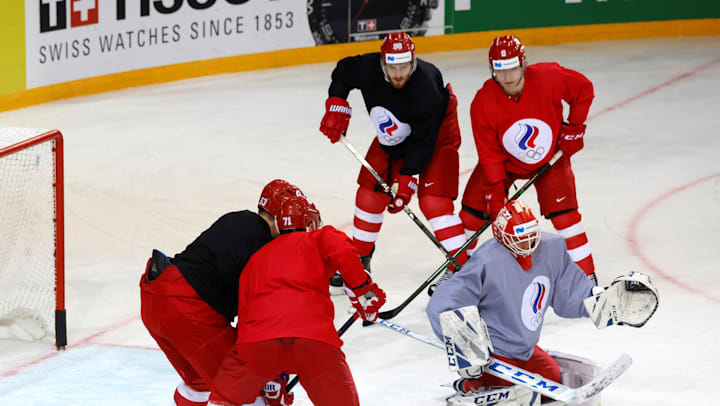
[0,128,66,350]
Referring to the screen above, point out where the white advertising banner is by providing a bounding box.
[25,0,315,88]
[24,1,446,89]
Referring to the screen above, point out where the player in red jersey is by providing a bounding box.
[319,32,467,290]
[459,35,598,286]
[208,194,386,406]
[140,179,308,406]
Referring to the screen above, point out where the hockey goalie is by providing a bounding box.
[426,200,659,405]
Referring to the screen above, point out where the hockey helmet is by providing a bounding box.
[381,32,415,65]
[488,35,526,71]
[258,179,302,217]
[276,194,321,233]
[492,200,540,260]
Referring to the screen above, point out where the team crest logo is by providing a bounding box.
[521,275,550,331]
[370,106,411,146]
[502,119,552,164]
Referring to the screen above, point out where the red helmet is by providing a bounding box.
[492,200,540,259]
[276,194,321,232]
[258,179,302,217]
[381,32,415,65]
[488,35,526,71]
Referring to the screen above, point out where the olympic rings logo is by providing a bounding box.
[518,146,545,162]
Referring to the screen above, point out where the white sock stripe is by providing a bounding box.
[428,214,462,231]
[464,229,477,239]
[440,235,466,252]
[355,207,384,224]
[556,222,585,238]
[353,228,380,242]
[177,382,210,402]
[567,242,592,262]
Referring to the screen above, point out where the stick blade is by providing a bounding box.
[566,353,633,405]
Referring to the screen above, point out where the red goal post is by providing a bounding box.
[0,129,66,350]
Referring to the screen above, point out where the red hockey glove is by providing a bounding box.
[481,182,506,218]
[558,122,586,158]
[319,97,352,143]
[264,373,294,406]
[344,272,387,322]
[387,175,418,214]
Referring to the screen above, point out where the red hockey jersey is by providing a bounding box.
[470,62,594,183]
[235,226,367,348]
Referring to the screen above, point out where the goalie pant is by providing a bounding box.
[209,226,370,406]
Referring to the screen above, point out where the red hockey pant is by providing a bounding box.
[140,262,236,393]
[210,338,359,406]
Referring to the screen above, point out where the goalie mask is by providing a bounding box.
[492,200,540,270]
[276,194,321,233]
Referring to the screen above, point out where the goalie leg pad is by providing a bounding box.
[584,271,658,329]
[446,385,540,406]
[440,306,494,374]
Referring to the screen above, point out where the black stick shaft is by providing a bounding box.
[378,151,563,320]
[340,136,462,269]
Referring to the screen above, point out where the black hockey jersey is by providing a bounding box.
[328,52,449,176]
[172,210,272,321]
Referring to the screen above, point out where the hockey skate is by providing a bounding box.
[329,272,345,296]
[330,246,374,296]
[428,268,454,296]
[587,272,598,287]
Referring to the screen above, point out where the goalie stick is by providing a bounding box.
[377,150,564,320]
[373,318,632,405]
[340,136,462,270]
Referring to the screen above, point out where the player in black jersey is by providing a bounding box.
[140,179,307,406]
[320,32,466,288]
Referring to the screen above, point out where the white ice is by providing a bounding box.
[1,36,719,405]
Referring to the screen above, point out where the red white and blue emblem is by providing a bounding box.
[370,106,411,146]
[521,275,550,331]
[502,118,552,164]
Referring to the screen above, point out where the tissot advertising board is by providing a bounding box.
[24,0,445,89]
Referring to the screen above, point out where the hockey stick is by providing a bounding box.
[377,150,564,320]
[285,314,358,392]
[340,136,462,270]
[373,318,632,405]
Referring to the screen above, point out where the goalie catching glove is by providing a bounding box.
[584,271,659,329]
[440,306,494,379]
[344,271,386,322]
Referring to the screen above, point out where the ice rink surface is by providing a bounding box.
[1,36,719,405]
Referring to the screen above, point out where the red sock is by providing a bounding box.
[550,210,595,276]
[353,187,390,256]
[420,195,467,270]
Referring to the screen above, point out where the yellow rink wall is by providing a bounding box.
[1,18,719,113]
[0,2,26,97]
